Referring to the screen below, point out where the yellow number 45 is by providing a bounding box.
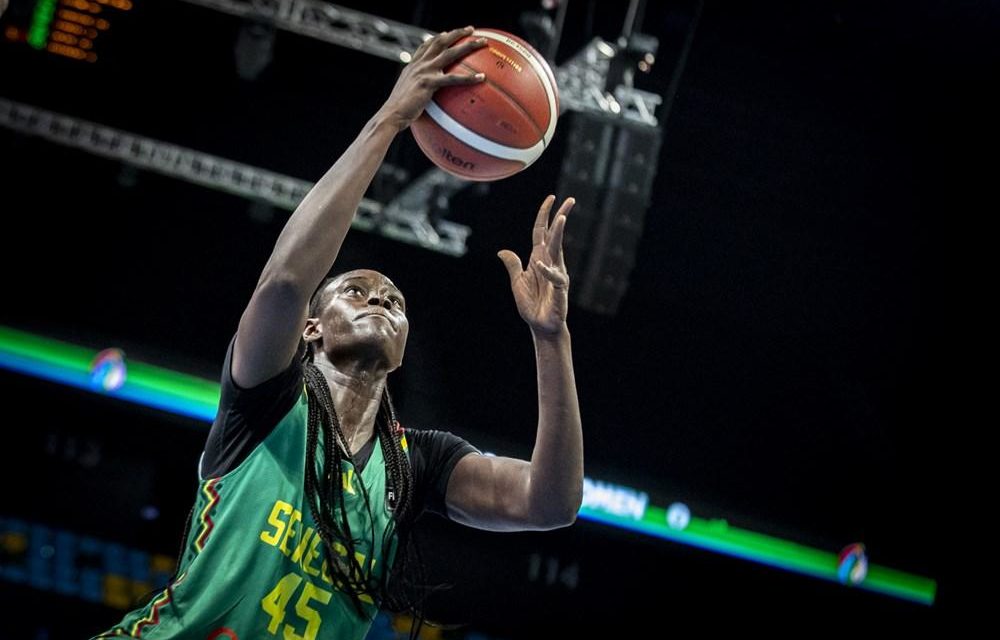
[261,572,333,640]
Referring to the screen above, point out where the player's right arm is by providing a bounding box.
[231,27,486,388]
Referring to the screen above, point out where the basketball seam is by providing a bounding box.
[456,60,546,146]
[423,101,542,163]
[473,29,558,146]
[500,30,560,112]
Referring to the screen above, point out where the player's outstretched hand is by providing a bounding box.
[498,195,575,336]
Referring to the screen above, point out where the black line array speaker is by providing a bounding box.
[557,113,663,315]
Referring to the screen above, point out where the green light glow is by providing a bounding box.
[28,0,58,49]
[0,325,219,420]
[0,324,937,605]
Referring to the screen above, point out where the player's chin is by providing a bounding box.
[359,335,407,367]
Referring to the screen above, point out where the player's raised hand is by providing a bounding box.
[498,195,575,336]
[380,26,487,131]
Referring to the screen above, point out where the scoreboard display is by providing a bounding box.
[2,0,135,63]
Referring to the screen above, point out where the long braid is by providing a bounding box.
[381,390,414,522]
[302,274,430,629]
[303,361,373,615]
[376,389,436,640]
[301,357,427,622]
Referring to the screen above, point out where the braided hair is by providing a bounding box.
[302,276,432,628]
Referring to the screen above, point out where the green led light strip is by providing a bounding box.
[28,0,58,49]
[0,324,937,605]
[582,506,935,604]
[0,325,219,420]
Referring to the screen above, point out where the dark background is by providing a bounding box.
[2,0,986,635]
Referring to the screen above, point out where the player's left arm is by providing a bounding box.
[445,196,584,532]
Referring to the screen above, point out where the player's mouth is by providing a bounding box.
[356,311,396,330]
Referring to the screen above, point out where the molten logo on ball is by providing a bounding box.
[433,143,475,170]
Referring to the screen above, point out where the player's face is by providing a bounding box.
[313,269,409,370]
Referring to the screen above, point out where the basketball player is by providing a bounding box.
[90,26,583,639]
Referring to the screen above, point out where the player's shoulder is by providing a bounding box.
[401,425,436,449]
[402,426,481,459]
[403,426,463,444]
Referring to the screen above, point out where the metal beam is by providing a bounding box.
[178,0,431,62]
[178,0,662,126]
[0,97,472,256]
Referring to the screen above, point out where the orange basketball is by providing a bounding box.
[411,28,560,182]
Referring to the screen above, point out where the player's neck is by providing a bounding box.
[312,357,385,454]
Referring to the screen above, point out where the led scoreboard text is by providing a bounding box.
[2,0,134,63]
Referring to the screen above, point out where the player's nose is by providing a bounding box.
[367,287,393,310]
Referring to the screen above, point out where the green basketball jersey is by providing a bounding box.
[92,385,404,639]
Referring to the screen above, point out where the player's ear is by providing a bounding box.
[303,318,322,344]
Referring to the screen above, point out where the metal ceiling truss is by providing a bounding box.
[0,98,471,256]
[178,0,431,63]
[179,0,662,127]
